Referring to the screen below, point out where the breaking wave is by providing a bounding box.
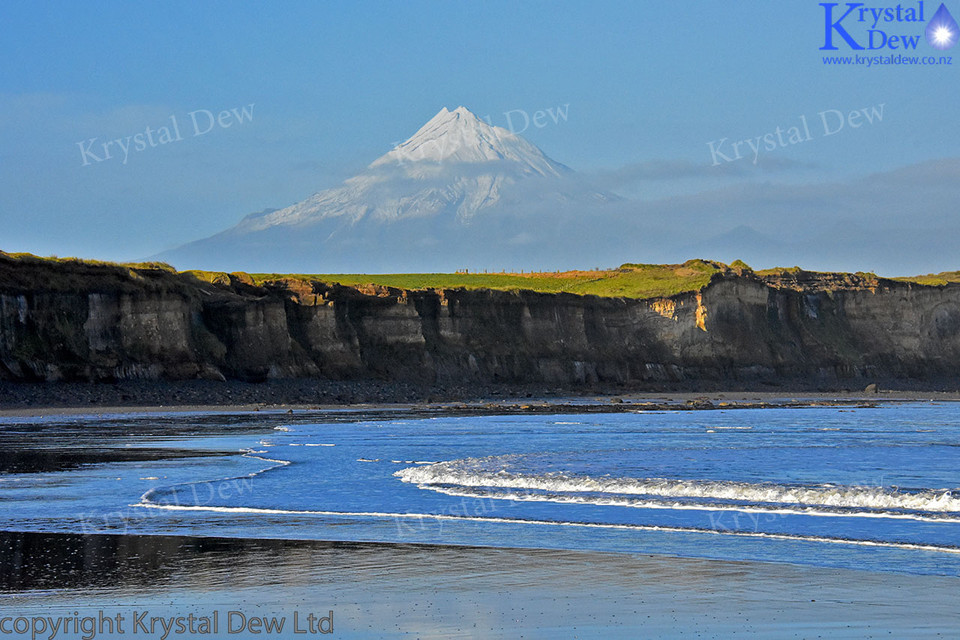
[395,457,960,521]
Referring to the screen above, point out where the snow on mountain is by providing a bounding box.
[371,106,569,175]
[157,106,628,272]
[235,106,580,232]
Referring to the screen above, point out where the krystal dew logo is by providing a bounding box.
[927,2,960,46]
[820,2,959,50]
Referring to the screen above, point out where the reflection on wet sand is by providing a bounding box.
[2,531,959,638]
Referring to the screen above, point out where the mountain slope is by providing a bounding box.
[157,106,628,272]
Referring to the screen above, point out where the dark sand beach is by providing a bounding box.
[3,377,960,416]
[5,0,960,636]
[3,397,960,638]
[1,531,958,639]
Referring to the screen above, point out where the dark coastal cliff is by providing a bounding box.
[2,254,959,387]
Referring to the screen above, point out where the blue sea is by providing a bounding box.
[3,401,960,577]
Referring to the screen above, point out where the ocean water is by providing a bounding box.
[3,402,960,577]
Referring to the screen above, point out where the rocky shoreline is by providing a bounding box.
[1,377,958,414]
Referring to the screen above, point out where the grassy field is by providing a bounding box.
[0,250,183,293]
[896,271,960,286]
[13,248,955,300]
[240,259,726,299]
[0,252,727,299]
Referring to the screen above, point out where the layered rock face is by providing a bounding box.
[2,258,959,386]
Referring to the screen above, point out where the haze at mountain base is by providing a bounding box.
[157,106,632,272]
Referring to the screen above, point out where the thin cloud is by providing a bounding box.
[587,156,817,189]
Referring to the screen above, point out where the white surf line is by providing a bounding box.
[397,464,960,518]
[138,451,292,504]
[419,484,960,524]
[131,502,960,555]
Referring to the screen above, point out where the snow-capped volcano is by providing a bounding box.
[157,106,629,272]
[236,106,579,232]
[371,106,568,175]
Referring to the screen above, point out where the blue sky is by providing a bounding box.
[1,0,958,272]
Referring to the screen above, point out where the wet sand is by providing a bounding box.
[2,377,960,417]
[1,388,954,420]
[0,531,957,638]
[3,394,960,637]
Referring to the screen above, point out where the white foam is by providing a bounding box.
[396,459,960,516]
[424,484,960,523]
[139,452,290,504]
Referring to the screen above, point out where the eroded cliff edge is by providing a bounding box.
[2,255,959,387]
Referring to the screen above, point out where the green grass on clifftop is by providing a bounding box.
[26,249,952,301]
[0,250,182,293]
[896,271,960,286]
[244,259,724,299]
